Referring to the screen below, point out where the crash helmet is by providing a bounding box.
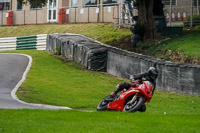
[148,67,158,81]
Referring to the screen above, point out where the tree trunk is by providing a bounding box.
[145,0,157,39]
[138,0,157,41]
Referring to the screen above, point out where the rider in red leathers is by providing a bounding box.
[110,67,158,112]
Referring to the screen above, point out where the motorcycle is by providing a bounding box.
[97,79,153,112]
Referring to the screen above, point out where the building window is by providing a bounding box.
[17,0,22,10]
[30,2,42,9]
[103,0,118,7]
[71,0,79,8]
[162,0,177,6]
[83,0,97,7]
[0,0,10,11]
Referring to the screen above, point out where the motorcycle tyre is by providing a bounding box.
[97,95,114,111]
[123,94,144,112]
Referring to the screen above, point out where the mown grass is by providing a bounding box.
[139,31,200,61]
[0,23,131,44]
[0,23,200,132]
[3,50,124,110]
[0,50,199,132]
[0,23,199,61]
[0,109,199,133]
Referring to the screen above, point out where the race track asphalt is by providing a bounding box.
[0,53,71,110]
[0,54,37,109]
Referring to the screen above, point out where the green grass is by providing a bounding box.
[0,23,200,132]
[140,31,200,60]
[0,23,199,62]
[0,23,131,44]
[0,109,199,133]
[4,50,124,110]
[0,50,199,132]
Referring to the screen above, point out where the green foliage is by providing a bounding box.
[195,25,200,31]
[55,47,61,55]
[184,14,200,27]
[138,31,200,63]
[21,0,47,7]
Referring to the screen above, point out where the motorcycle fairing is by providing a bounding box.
[107,89,139,111]
[107,81,152,111]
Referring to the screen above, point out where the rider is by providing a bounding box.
[110,67,158,97]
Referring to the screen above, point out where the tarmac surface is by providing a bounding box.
[0,53,71,110]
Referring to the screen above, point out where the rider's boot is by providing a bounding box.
[138,104,146,112]
[110,91,117,97]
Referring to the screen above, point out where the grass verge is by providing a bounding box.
[0,50,199,132]
[137,31,200,64]
[0,109,200,133]
[0,23,131,44]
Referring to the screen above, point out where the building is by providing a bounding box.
[0,0,199,26]
[0,0,119,25]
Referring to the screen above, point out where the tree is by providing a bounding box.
[134,0,164,41]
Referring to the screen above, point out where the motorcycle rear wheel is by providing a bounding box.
[123,94,144,112]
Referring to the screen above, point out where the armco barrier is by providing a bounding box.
[46,33,200,95]
[107,48,200,95]
[0,34,47,51]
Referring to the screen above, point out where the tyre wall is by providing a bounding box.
[47,34,108,71]
[47,34,200,95]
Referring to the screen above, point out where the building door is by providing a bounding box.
[47,0,58,22]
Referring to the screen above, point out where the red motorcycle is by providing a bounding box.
[97,80,153,112]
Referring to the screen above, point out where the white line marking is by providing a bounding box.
[0,53,72,110]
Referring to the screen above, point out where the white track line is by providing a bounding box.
[1,53,72,110]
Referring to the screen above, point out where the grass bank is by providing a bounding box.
[0,24,199,64]
[137,31,200,64]
[0,50,199,132]
[0,23,131,44]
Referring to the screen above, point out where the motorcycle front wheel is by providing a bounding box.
[97,95,116,111]
[123,94,144,112]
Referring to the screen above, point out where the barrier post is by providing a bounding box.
[1,11,3,26]
[88,7,89,23]
[75,7,76,23]
[169,0,172,26]
[36,9,38,25]
[190,0,194,28]
[24,10,25,25]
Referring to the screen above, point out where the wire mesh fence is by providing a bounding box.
[164,5,200,27]
[0,4,120,26]
[0,3,200,28]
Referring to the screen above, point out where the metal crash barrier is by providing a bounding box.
[0,34,47,51]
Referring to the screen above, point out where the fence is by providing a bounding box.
[164,5,200,27]
[0,3,200,29]
[0,4,120,26]
[1,3,200,27]
[0,34,47,51]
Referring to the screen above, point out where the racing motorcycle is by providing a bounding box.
[97,79,153,112]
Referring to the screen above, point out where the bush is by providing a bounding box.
[195,25,200,31]
[184,15,200,27]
